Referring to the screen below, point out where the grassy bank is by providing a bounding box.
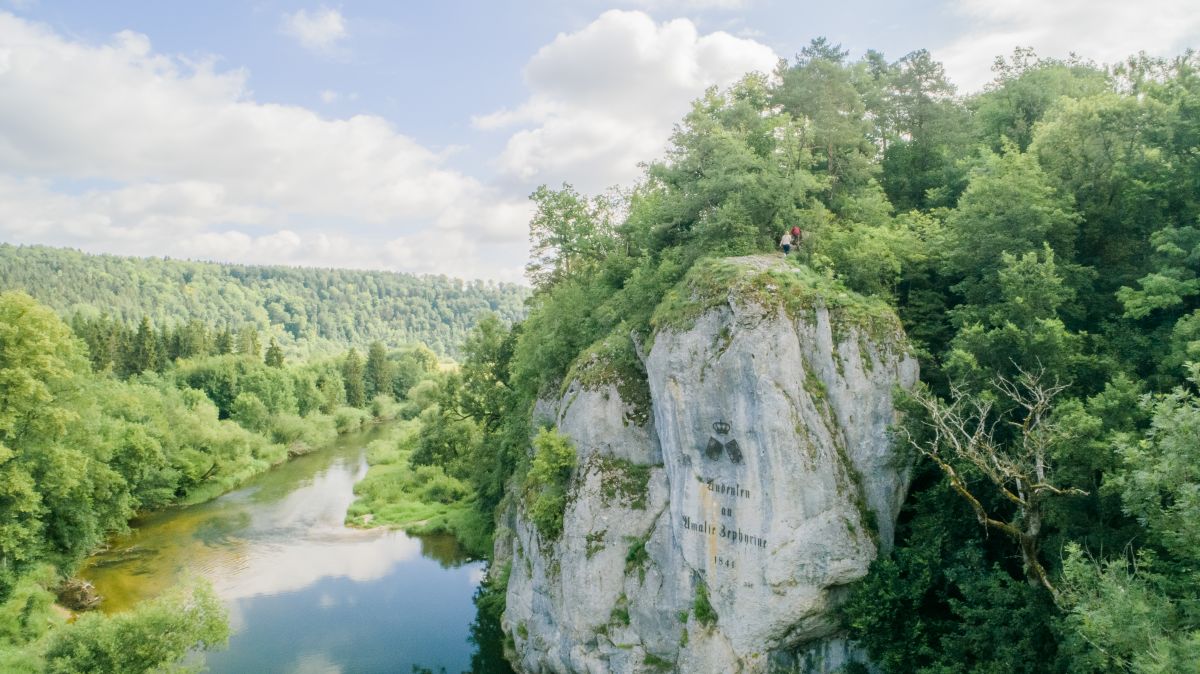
[346,419,493,558]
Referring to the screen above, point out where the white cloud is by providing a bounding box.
[0,13,528,280]
[616,0,752,9]
[475,10,777,193]
[319,89,338,103]
[935,0,1200,91]
[281,7,348,53]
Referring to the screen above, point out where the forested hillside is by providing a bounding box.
[410,45,1200,672]
[0,244,528,356]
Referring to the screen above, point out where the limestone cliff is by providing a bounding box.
[498,256,919,673]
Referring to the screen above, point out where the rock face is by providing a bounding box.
[500,256,919,673]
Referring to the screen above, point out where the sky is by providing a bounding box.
[0,1,1196,283]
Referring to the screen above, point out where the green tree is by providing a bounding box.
[973,48,1110,151]
[213,327,233,355]
[124,317,160,376]
[391,346,439,400]
[0,293,90,588]
[526,184,615,291]
[264,338,284,367]
[230,393,270,433]
[944,146,1080,305]
[946,248,1088,387]
[1058,365,1200,670]
[43,583,228,674]
[363,341,392,400]
[410,404,480,479]
[317,373,345,414]
[880,50,970,210]
[1032,91,1176,319]
[454,315,514,432]
[236,326,261,359]
[342,348,365,408]
[171,319,210,361]
[772,37,873,197]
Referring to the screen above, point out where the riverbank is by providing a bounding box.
[73,424,499,673]
[177,400,397,506]
[345,419,493,558]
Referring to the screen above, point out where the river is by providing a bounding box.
[82,426,511,674]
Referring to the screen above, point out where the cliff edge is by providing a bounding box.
[499,255,919,673]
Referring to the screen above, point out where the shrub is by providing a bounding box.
[693,582,717,627]
[333,406,371,434]
[43,583,228,674]
[523,428,577,540]
[268,412,337,453]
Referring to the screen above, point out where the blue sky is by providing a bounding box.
[0,0,1196,281]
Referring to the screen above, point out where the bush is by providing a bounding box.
[369,394,402,421]
[43,583,228,674]
[523,428,577,540]
[333,406,371,434]
[267,412,337,454]
[417,468,471,504]
[230,392,270,433]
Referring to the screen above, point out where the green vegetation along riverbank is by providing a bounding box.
[346,418,493,558]
[0,289,443,671]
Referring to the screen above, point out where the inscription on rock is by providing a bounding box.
[682,422,770,555]
[703,479,751,499]
[681,516,768,548]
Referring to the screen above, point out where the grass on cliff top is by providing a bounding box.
[345,420,492,557]
[649,255,901,343]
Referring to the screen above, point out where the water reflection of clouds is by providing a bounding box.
[246,461,364,535]
[201,453,426,601]
[85,447,431,614]
[290,650,344,674]
[213,528,422,601]
[468,566,486,586]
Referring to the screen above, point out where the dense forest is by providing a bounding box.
[0,244,528,356]
[404,45,1200,672]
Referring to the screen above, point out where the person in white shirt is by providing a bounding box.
[779,231,793,255]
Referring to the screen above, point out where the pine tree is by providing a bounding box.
[176,319,210,359]
[125,316,160,376]
[214,328,233,355]
[264,339,284,367]
[237,327,261,358]
[342,348,365,408]
[364,341,392,400]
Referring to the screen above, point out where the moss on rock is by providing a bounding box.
[561,329,653,426]
[649,256,902,346]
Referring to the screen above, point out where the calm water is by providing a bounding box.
[82,427,507,674]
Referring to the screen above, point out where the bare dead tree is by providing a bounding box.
[904,368,1087,599]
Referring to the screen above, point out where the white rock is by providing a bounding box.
[502,256,918,673]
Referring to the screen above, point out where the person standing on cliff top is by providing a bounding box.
[779,230,793,256]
